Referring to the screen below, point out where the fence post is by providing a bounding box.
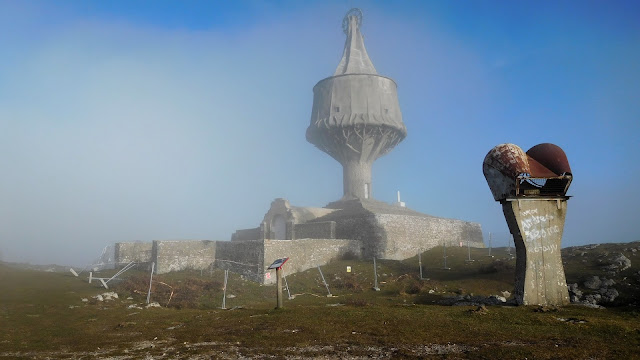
[283,268,292,299]
[317,266,332,297]
[487,232,494,257]
[442,242,451,270]
[146,262,155,304]
[222,269,229,309]
[373,257,380,291]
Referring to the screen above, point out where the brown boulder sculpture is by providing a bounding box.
[483,143,572,305]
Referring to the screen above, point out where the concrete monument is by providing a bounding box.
[114,9,484,283]
[483,143,573,305]
[307,8,406,200]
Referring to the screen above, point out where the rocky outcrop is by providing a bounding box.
[603,253,631,272]
[568,276,619,307]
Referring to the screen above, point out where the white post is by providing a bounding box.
[99,279,109,289]
[443,242,447,268]
[442,241,450,270]
[89,272,93,284]
[373,257,380,291]
[107,261,135,284]
[283,268,292,299]
[487,232,494,257]
[146,262,155,304]
[317,266,332,297]
[222,269,229,309]
[418,252,423,279]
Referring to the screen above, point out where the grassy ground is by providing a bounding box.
[1,243,639,359]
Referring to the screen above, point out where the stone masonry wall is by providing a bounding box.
[216,240,265,282]
[375,214,484,260]
[332,216,382,257]
[231,227,261,241]
[294,221,336,240]
[262,239,363,284]
[153,240,216,274]
[115,242,153,264]
[114,214,482,282]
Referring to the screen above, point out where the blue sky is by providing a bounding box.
[0,0,638,266]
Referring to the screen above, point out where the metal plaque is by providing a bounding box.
[267,257,289,270]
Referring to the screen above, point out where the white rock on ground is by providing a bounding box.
[605,254,631,271]
[103,292,119,299]
[92,292,119,302]
[491,295,507,303]
[584,276,601,290]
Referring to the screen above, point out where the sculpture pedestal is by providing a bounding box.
[502,198,570,306]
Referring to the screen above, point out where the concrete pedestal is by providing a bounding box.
[342,160,372,200]
[502,198,570,306]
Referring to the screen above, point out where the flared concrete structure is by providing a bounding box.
[484,143,573,305]
[114,9,485,284]
[306,9,406,200]
[502,199,569,305]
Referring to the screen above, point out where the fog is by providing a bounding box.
[1,1,638,266]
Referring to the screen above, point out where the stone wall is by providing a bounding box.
[294,221,336,240]
[231,227,261,241]
[332,215,385,257]
[375,214,484,260]
[216,240,264,282]
[262,239,363,284]
[114,242,153,264]
[113,213,482,283]
[153,240,216,274]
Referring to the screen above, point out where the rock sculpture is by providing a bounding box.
[483,143,573,305]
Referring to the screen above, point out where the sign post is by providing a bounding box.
[268,257,289,309]
[276,267,283,308]
[373,257,380,291]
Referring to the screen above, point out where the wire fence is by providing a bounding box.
[71,238,524,309]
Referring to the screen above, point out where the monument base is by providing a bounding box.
[502,198,570,306]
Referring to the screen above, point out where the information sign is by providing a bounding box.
[268,257,289,270]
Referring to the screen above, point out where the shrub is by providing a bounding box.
[479,259,514,274]
[116,275,222,309]
[332,273,364,292]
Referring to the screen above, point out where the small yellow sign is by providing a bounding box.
[346,266,352,273]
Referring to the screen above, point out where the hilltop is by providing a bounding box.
[1,241,639,359]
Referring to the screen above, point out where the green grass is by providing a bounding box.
[1,242,639,359]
